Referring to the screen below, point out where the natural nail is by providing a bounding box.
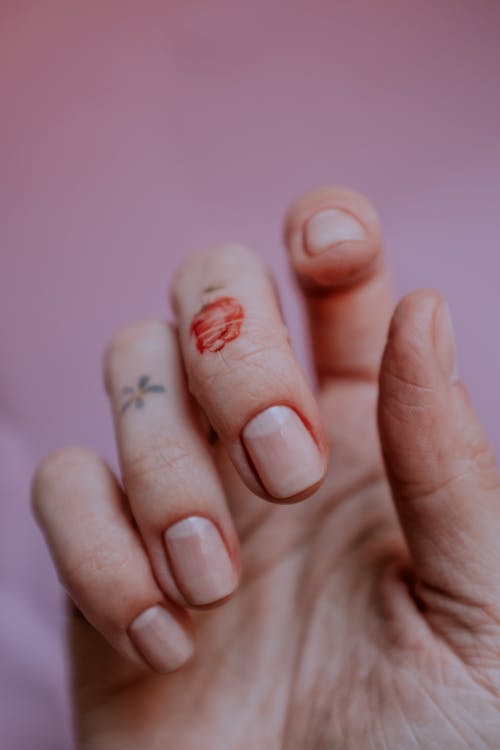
[304,208,365,255]
[129,605,193,673]
[435,301,459,382]
[242,405,325,499]
[164,517,237,606]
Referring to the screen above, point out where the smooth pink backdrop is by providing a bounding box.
[1,1,499,747]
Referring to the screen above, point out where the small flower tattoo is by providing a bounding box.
[120,375,165,414]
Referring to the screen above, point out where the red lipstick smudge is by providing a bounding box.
[190,296,244,354]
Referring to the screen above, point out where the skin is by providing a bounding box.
[32,187,500,748]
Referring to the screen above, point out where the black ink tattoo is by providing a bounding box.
[202,282,225,294]
[120,375,165,414]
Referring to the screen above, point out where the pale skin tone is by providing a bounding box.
[32,187,500,748]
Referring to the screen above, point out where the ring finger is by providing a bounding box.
[104,319,240,609]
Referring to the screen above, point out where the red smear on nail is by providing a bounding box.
[190,296,244,354]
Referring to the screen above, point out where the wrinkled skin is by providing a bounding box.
[72,376,500,749]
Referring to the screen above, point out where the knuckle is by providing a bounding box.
[103,319,170,371]
[223,337,291,382]
[187,330,291,400]
[65,555,142,634]
[171,243,266,299]
[67,544,132,597]
[199,242,254,265]
[123,438,193,493]
[186,242,259,273]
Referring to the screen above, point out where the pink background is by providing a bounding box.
[1,1,499,746]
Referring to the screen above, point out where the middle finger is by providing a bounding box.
[171,243,328,502]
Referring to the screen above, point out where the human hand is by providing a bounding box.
[32,187,500,748]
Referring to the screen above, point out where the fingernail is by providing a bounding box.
[129,605,194,673]
[304,208,366,255]
[435,302,459,382]
[164,517,237,606]
[242,405,325,498]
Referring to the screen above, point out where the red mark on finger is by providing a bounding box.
[190,296,244,354]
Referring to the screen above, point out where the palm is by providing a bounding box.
[72,380,500,749]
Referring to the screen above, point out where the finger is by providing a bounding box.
[283,186,394,383]
[378,291,500,615]
[171,244,328,502]
[31,447,194,674]
[104,320,240,608]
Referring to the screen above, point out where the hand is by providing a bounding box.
[32,187,500,749]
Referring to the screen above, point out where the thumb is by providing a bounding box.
[378,290,500,637]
